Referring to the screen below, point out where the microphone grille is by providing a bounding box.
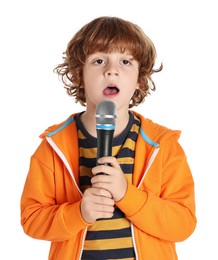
[96,101,116,126]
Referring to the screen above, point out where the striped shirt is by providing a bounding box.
[75,112,140,260]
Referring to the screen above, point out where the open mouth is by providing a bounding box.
[103,86,119,96]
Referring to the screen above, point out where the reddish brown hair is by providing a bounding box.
[54,16,162,107]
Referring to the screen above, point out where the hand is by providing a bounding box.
[81,187,115,223]
[91,156,128,202]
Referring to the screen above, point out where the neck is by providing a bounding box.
[114,110,130,137]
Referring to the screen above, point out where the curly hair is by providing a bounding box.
[54,16,162,108]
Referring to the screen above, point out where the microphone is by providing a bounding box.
[95,100,117,170]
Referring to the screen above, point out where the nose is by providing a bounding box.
[104,61,119,77]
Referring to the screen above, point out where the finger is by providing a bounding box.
[97,156,119,168]
[87,187,113,198]
[94,196,115,207]
[92,164,115,176]
[95,211,114,220]
[91,174,110,185]
[95,204,115,214]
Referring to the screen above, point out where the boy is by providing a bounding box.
[20,16,196,259]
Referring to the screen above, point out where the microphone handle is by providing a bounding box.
[96,129,114,172]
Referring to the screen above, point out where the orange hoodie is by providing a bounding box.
[20,112,196,259]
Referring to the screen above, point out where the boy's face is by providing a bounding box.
[83,51,139,112]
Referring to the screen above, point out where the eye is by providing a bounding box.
[94,59,105,65]
[122,59,131,65]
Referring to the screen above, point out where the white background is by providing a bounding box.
[1,0,217,259]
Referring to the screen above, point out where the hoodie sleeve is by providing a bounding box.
[20,138,90,242]
[116,134,197,242]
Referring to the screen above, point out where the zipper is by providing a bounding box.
[46,136,82,196]
[131,223,139,260]
[131,147,160,259]
[46,136,88,258]
[137,147,160,188]
[78,228,88,260]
